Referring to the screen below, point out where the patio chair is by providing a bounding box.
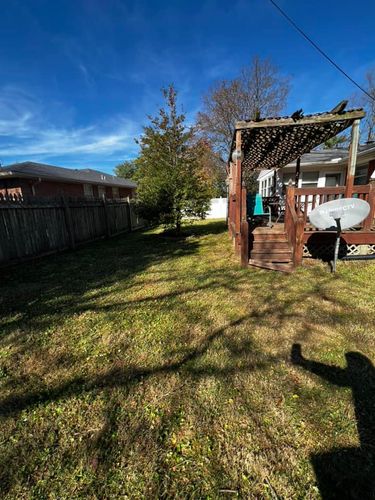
[247,193,272,227]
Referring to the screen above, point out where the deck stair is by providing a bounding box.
[249,225,294,272]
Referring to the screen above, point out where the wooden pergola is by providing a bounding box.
[227,108,375,270]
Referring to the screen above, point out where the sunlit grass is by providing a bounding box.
[0,220,374,498]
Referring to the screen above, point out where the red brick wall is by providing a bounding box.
[119,187,134,198]
[0,177,136,199]
[0,179,31,197]
[34,180,84,197]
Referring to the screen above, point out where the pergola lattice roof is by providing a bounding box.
[230,109,365,171]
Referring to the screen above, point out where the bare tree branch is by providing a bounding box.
[197,56,290,157]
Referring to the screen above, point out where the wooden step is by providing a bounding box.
[250,252,292,262]
[252,241,291,251]
[252,225,285,234]
[249,259,294,273]
[252,233,288,242]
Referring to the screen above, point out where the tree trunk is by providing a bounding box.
[175,208,182,234]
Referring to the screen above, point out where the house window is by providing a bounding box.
[301,172,319,188]
[112,186,119,198]
[325,173,342,187]
[354,166,368,185]
[83,184,93,198]
[98,185,106,198]
[260,177,273,197]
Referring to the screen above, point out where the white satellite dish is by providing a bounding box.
[309,198,370,230]
[309,198,370,272]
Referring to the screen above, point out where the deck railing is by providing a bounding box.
[294,183,375,229]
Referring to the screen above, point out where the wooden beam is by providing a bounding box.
[235,109,365,130]
[345,119,360,197]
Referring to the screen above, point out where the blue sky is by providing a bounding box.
[1,0,374,173]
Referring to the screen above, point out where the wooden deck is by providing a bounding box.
[244,185,375,271]
[252,222,375,246]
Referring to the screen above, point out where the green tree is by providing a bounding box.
[195,139,227,197]
[114,159,139,179]
[323,134,348,149]
[136,86,212,233]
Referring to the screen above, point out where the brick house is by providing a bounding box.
[0,161,137,199]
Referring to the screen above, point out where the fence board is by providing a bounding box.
[0,197,143,266]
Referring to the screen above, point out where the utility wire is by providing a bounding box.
[268,0,375,102]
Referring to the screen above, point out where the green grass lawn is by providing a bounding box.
[1,220,375,499]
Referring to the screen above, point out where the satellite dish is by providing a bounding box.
[309,198,370,230]
[309,198,370,272]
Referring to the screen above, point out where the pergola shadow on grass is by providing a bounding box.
[0,220,374,498]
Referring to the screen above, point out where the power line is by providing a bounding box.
[268,0,375,102]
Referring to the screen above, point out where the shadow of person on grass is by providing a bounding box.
[291,343,375,499]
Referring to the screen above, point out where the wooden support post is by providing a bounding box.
[295,157,301,187]
[286,184,295,210]
[227,162,233,236]
[294,216,305,267]
[363,181,375,230]
[345,119,360,198]
[284,184,295,233]
[235,130,242,254]
[240,220,249,267]
[240,180,248,266]
[61,196,75,249]
[241,182,247,222]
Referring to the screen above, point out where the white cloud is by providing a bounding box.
[0,86,140,163]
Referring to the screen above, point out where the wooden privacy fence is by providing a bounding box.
[0,195,144,266]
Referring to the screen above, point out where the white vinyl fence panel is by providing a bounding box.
[206,198,227,219]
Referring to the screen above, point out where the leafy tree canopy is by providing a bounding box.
[136,85,213,233]
[323,134,349,149]
[114,159,139,180]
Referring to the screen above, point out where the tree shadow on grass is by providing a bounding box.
[0,221,227,337]
[0,315,277,419]
[291,343,375,499]
[1,219,373,496]
[0,312,277,496]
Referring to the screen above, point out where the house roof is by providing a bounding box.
[230,108,365,171]
[0,161,137,188]
[257,142,375,180]
[283,142,375,168]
